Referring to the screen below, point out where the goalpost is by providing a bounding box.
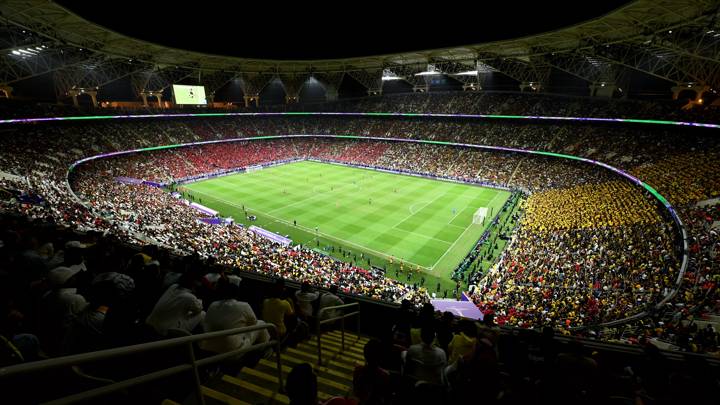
[473,207,488,225]
[246,165,263,173]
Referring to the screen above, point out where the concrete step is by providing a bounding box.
[326,330,368,344]
[298,341,365,360]
[258,358,353,384]
[309,333,366,349]
[201,329,370,404]
[213,374,289,404]
[249,360,351,395]
[201,386,253,405]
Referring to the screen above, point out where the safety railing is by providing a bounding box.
[0,323,282,405]
[316,302,360,365]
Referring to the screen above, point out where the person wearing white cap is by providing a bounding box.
[38,266,88,356]
[64,241,89,250]
[146,272,205,336]
[318,285,344,322]
[294,282,319,320]
[199,280,269,369]
[62,241,88,274]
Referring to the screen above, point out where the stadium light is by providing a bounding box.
[414,64,441,76]
[9,47,43,58]
[454,70,478,76]
[381,69,402,81]
[476,62,496,73]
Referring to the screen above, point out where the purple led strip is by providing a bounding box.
[249,225,292,246]
[3,111,720,129]
[68,134,689,318]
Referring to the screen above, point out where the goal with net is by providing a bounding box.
[473,207,488,225]
[246,165,263,173]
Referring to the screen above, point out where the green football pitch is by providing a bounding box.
[183,160,511,291]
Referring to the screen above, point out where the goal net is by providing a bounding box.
[473,207,488,225]
[246,165,263,173]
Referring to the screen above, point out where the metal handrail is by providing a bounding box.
[0,323,282,405]
[316,302,360,365]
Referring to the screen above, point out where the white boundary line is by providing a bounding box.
[188,162,511,274]
[447,190,504,227]
[210,166,358,216]
[447,205,467,224]
[186,188,433,271]
[429,222,478,271]
[392,227,453,245]
[268,180,358,215]
[392,191,446,229]
[429,190,512,271]
[408,200,434,215]
[487,188,507,209]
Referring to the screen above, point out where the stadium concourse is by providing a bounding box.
[0,92,719,403]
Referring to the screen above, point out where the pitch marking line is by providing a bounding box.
[447,192,499,226]
[190,175,507,274]
[430,191,510,271]
[429,221,478,272]
[393,191,448,230]
[186,188,433,271]
[408,200,434,215]
[392,227,453,245]
[213,178,355,216]
[215,176,453,245]
[487,189,507,210]
[447,205,468,225]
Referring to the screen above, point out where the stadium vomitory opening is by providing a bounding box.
[0,1,719,404]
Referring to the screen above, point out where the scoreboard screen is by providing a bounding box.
[172,84,207,105]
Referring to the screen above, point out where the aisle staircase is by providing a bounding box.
[201,330,369,405]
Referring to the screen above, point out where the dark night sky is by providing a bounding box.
[57,1,632,60]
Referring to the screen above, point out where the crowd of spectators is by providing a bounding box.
[2,134,679,333]
[0,91,718,356]
[588,201,720,354]
[354,300,720,404]
[630,151,720,205]
[1,88,717,121]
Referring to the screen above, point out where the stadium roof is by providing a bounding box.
[54,2,631,60]
[1,0,719,98]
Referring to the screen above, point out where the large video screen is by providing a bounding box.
[172,84,207,105]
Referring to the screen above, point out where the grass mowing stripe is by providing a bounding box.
[430,222,478,271]
[186,187,434,271]
[184,160,511,291]
[392,227,453,245]
[390,187,448,230]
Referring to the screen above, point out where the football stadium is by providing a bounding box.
[0,0,719,403]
